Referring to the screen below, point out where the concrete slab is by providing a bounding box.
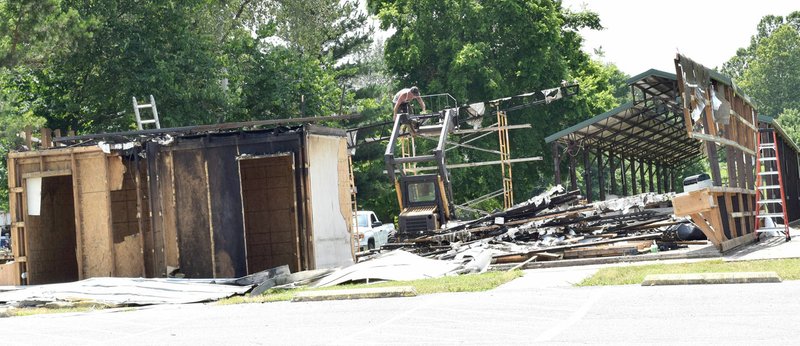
[641,272,782,286]
[292,286,417,302]
[725,228,800,261]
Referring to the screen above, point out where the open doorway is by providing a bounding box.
[25,175,79,284]
[239,154,301,273]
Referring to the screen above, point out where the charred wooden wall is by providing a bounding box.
[769,128,800,223]
[6,125,354,285]
[147,128,316,278]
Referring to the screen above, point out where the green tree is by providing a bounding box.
[776,109,800,145]
[0,0,88,211]
[723,11,800,117]
[0,0,375,211]
[367,0,624,210]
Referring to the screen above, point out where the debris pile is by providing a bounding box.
[380,185,706,265]
[0,250,494,311]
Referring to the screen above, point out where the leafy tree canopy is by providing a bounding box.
[363,0,626,210]
[723,11,800,118]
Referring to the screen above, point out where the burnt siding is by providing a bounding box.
[778,135,800,222]
[172,149,214,278]
[152,130,310,278]
[205,143,247,278]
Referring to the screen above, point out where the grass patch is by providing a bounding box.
[218,270,523,305]
[577,258,800,286]
[2,306,99,318]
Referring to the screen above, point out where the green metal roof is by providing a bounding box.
[544,68,700,166]
[626,69,675,85]
[759,115,800,153]
[544,102,634,144]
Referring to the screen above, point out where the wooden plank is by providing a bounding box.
[337,139,356,259]
[24,125,32,149]
[302,139,315,270]
[8,145,101,159]
[74,153,114,278]
[107,155,125,191]
[689,213,723,247]
[507,255,538,271]
[132,157,148,278]
[674,58,695,138]
[102,153,117,277]
[155,146,178,275]
[491,233,663,260]
[144,142,162,277]
[563,246,638,259]
[21,169,72,179]
[690,132,756,156]
[69,154,83,280]
[724,194,737,238]
[40,128,52,149]
[720,233,757,252]
[673,190,716,216]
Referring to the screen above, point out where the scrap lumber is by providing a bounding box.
[385,186,705,265]
[563,246,638,259]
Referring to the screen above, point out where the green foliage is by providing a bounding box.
[0,0,374,212]
[236,47,342,120]
[0,0,88,68]
[275,0,372,62]
[723,11,800,117]
[776,109,800,145]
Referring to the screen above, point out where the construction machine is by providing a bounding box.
[384,82,579,239]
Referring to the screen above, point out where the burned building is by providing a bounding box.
[546,55,800,251]
[3,121,355,285]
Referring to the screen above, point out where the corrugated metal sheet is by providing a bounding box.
[0,277,250,305]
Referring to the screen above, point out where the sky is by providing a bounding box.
[561,0,798,76]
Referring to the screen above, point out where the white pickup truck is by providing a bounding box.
[353,211,396,250]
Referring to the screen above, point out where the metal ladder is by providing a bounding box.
[754,128,791,241]
[132,95,161,130]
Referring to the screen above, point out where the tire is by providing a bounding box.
[367,238,375,250]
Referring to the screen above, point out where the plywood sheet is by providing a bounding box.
[114,234,144,277]
[306,134,354,268]
[172,150,213,278]
[157,150,179,273]
[74,154,114,278]
[0,262,17,286]
[205,145,246,278]
[110,161,144,277]
[240,155,300,273]
[673,189,715,216]
[108,155,125,191]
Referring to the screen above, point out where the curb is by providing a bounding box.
[292,286,417,302]
[641,272,782,286]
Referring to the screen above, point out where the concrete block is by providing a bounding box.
[292,286,417,302]
[642,272,782,286]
